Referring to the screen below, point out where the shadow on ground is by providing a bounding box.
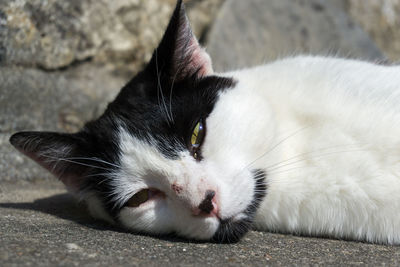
[0,191,194,243]
[0,193,116,231]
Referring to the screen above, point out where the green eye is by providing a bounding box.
[126,189,150,207]
[191,120,205,147]
[190,120,205,159]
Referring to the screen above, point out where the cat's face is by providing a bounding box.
[10,0,268,242]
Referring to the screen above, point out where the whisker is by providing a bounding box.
[266,144,363,170]
[168,69,179,125]
[63,157,120,169]
[155,49,173,125]
[268,166,308,176]
[40,155,111,171]
[56,157,120,168]
[267,148,371,173]
[83,172,113,179]
[233,126,311,178]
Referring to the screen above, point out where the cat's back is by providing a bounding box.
[227,56,400,135]
[230,56,400,111]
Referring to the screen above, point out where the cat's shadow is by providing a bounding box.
[0,193,115,231]
[0,193,200,243]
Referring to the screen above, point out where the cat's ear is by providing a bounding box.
[146,0,213,81]
[10,131,88,191]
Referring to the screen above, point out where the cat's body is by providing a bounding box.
[10,1,400,244]
[233,57,400,244]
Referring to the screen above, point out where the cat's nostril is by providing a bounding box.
[198,190,216,214]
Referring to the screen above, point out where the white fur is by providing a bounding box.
[230,56,400,244]
[114,128,230,239]
[90,56,400,244]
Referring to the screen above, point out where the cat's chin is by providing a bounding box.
[211,217,252,243]
[175,207,252,242]
[210,169,268,243]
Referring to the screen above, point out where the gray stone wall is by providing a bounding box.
[0,0,224,70]
[346,0,400,61]
[1,0,399,181]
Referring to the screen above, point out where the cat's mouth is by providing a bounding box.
[211,169,267,243]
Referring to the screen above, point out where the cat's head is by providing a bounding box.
[10,0,267,243]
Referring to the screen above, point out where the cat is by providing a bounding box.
[10,0,400,244]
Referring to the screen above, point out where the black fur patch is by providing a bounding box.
[212,169,267,243]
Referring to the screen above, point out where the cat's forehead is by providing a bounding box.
[106,75,236,132]
[86,75,235,159]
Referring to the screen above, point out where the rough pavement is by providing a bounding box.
[1,180,400,266]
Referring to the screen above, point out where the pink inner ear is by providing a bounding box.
[174,15,213,79]
[16,147,82,192]
[188,38,213,77]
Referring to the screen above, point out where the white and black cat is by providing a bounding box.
[10,0,400,244]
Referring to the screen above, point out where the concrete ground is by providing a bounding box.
[1,180,400,266]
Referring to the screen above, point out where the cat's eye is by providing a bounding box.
[126,189,150,207]
[190,120,205,159]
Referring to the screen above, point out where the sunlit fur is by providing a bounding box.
[232,56,400,244]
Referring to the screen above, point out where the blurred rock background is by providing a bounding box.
[1,0,399,181]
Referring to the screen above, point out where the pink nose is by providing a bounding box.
[192,190,218,217]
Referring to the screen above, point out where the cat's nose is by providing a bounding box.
[197,190,217,215]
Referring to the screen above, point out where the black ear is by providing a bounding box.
[146,0,213,82]
[10,131,89,191]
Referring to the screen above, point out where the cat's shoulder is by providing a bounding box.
[225,55,400,95]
